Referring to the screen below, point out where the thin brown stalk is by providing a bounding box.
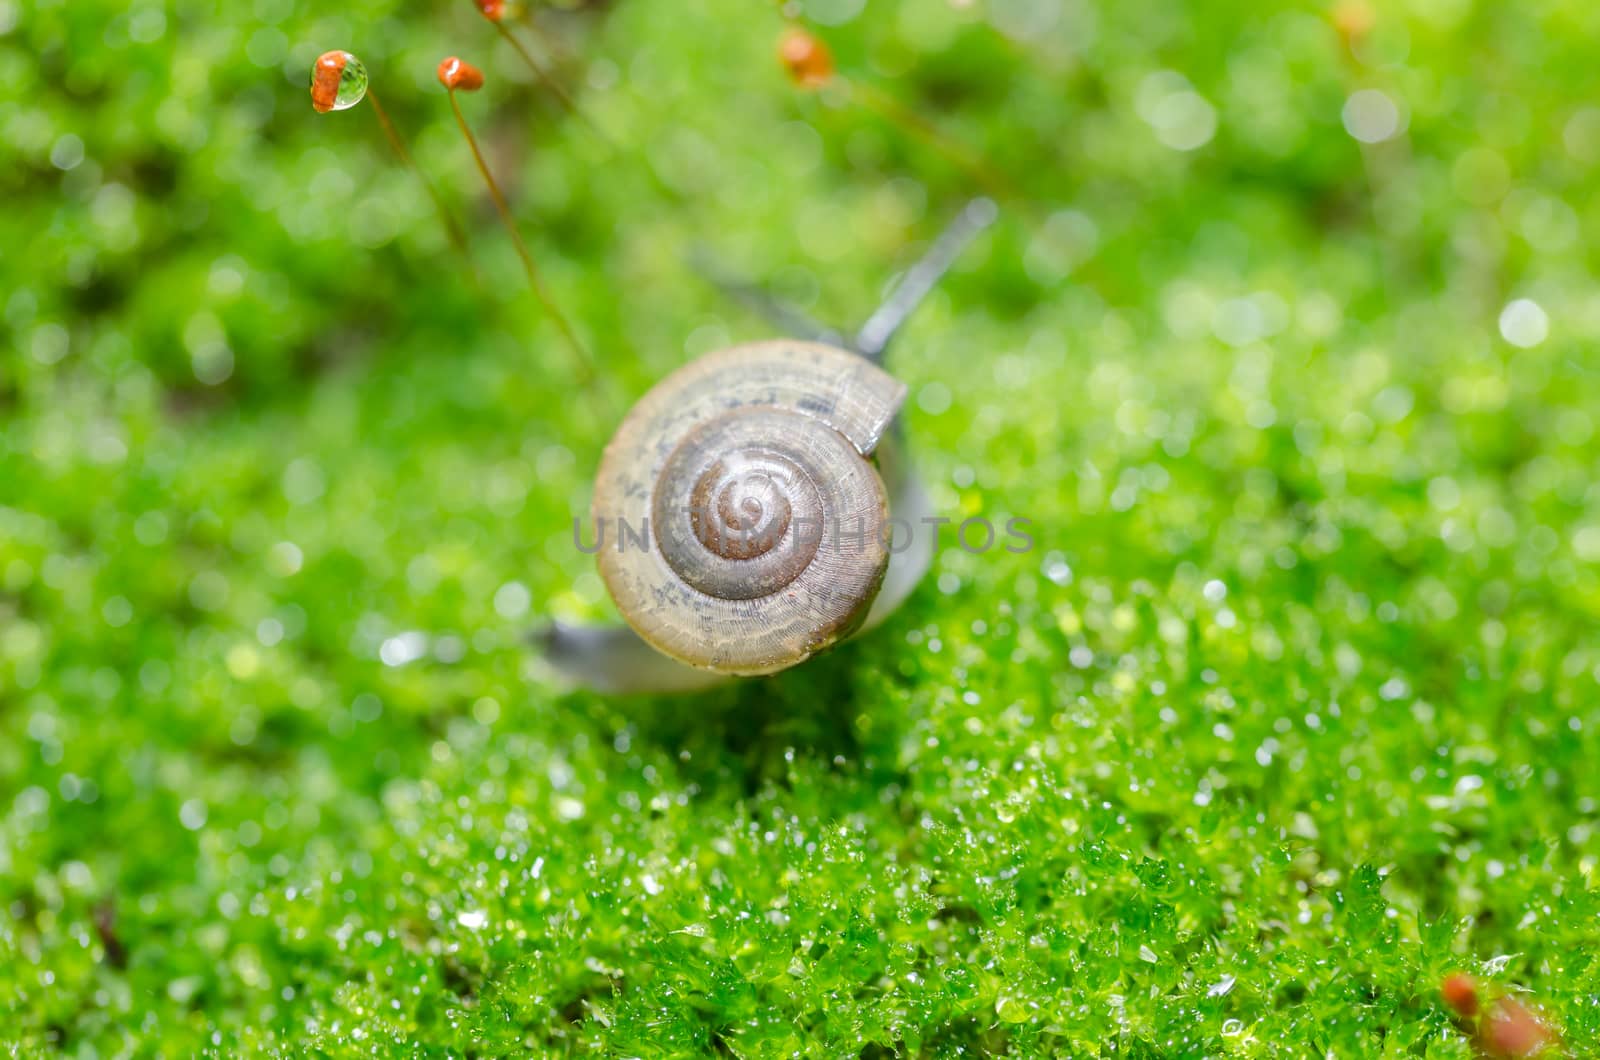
[447,88,595,384]
[366,87,475,267]
[492,21,612,148]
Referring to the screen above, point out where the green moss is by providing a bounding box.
[4,0,1600,1053]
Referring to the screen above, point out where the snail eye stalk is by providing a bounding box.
[438,56,594,384]
[310,51,474,267]
[690,197,995,364]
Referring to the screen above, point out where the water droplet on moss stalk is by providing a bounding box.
[310,51,368,113]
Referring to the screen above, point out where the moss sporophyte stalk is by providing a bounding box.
[437,55,594,390]
[309,51,472,266]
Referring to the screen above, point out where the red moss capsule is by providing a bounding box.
[437,56,486,92]
[778,28,834,89]
[474,0,506,21]
[1441,973,1479,1018]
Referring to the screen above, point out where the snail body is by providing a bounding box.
[540,198,995,693]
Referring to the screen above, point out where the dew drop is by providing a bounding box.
[310,51,368,114]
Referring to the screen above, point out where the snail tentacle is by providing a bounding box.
[854,196,998,360]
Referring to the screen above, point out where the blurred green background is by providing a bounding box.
[5,0,1600,1053]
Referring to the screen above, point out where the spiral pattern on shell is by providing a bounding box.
[592,341,908,676]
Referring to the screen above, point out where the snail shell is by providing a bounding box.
[592,340,908,676]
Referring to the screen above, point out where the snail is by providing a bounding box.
[542,198,996,693]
